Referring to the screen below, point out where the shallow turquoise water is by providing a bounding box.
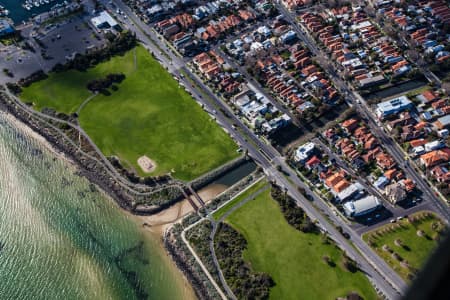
[0,112,191,299]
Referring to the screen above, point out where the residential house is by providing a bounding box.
[431,165,450,183]
[341,118,359,134]
[376,152,396,170]
[420,149,450,168]
[385,182,407,204]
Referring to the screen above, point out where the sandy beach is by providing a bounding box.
[139,183,228,235]
[0,109,232,300]
[0,109,198,300]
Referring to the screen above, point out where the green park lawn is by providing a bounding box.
[20,46,238,180]
[21,51,136,113]
[226,188,377,300]
[363,211,443,281]
[212,179,267,220]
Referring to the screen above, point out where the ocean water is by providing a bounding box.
[1,0,66,24]
[0,112,193,300]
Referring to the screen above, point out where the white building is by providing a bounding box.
[343,195,381,217]
[294,142,315,163]
[376,96,413,119]
[438,129,449,138]
[335,182,364,202]
[424,140,444,152]
[91,11,118,29]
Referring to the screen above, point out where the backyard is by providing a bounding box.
[224,187,377,300]
[20,46,238,180]
[363,211,445,281]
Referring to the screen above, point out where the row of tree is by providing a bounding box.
[270,184,318,233]
[86,73,126,93]
[6,69,49,95]
[18,70,48,87]
[52,31,137,72]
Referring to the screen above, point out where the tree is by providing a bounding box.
[346,292,363,300]
[322,255,335,267]
[299,218,316,233]
[321,233,330,244]
[342,254,358,273]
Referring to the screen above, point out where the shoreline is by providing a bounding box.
[0,89,250,216]
[0,92,137,211]
[0,83,253,300]
[0,89,194,214]
[0,111,73,164]
[0,91,240,300]
[0,102,199,300]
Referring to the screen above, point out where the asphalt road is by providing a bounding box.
[101,1,408,298]
[276,3,450,223]
[363,0,442,87]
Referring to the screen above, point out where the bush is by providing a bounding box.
[322,255,335,267]
[342,254,358,273]
[394,239,403,247]
[6,82,22,95]
[18,70,48,87]
[321,233,330,244]
[215,223,274,299]
[344,292,363,300]
[53,31,137,72]
[270,184,318,233]
[86,73,125,92]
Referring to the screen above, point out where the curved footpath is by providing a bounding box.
[107,0,407,298]
[2,88,185,196]
[209,185,270,300]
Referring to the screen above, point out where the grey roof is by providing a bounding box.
[91,11,118,28]
[358,75,385,87]
[344,195,380,216]
[377,96,412,113]
[437,114,450,127]
[336,182,363,201]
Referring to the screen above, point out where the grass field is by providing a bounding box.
[212,179,267,220]
[21,52,136,114]
[363,211,443,281]
[21,46,238,180]
[226,188,377,300]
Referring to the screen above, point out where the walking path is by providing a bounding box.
[2,89,185,197]
[208,184,270,300]
[76,93,97,115]
[181,219,228,300]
